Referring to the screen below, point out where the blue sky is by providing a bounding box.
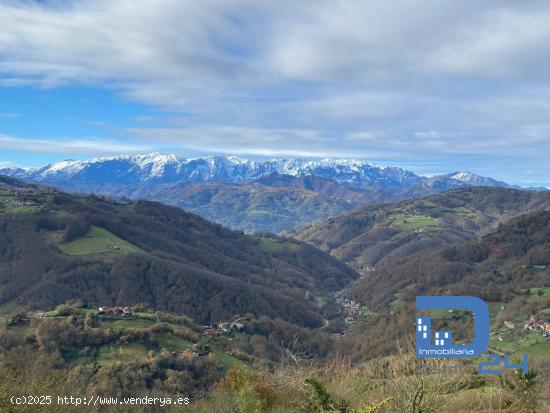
[1,1,550,186]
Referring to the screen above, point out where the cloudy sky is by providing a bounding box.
[1,0,550,186]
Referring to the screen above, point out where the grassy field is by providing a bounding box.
[135,311,157,320]
[526,287,550,297]
[43,306,100,317]
[390,295,405,311]
[58,225,142,256]
[9,324,33,340]
[524,342,550,357]
[487,301,505,318]
[0,301,20,325]
[0,301,19,318]
[96,343,149,366]
[256,236,299,252]
[211,349,239,369]
[390,214,439,231]
[360,308,374,317]
[156,333,192,352]
[490,331,549,357]
[101,317,155,330]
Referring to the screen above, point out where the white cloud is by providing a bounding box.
[125,126,363,158]
[299,93,408,121]
[413,131,440,140]
[2,1,550,105]
[0,134,151,155]
[1,1,550,184]
[344,131,386,142]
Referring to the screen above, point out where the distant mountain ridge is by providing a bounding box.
[1,153,529,233]
[0,152,515,190]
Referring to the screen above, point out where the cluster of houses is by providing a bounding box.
[98,306,134,317]
[203,320,245,337]
[338,298,367,324]
[10,198,36,207]
[524,314,550,338]
[9,188,40,205]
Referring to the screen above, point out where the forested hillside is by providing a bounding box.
[352,208,550,308]
[111,173,402,234]
[0,176,357,327]
[295,187,550,273]
[291,187,550,362]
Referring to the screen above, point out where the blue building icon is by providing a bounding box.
[416,316,453,347]
[416,296,489,358]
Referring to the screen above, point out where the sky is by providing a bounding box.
[1,1,550,186]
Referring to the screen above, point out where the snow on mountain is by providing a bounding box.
[436,171,513,188]
[0,153,513,190]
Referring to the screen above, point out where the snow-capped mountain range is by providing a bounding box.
[0,152,513,190]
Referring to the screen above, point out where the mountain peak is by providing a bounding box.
[0,152,515,190]
[450,170,474,179]
[437,171,513,188]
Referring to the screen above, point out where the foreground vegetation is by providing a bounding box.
[0,299,548,412]
[1,342,548,412]
[189,354,549,413]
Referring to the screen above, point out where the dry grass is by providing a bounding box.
[183,347,548,413]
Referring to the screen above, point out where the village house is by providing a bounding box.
[98,306,133,317]
[524,314,540,330]
[11,198,35,207]
[203,320,245,336]
[337,298,368,323]
[523,314,550,339]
